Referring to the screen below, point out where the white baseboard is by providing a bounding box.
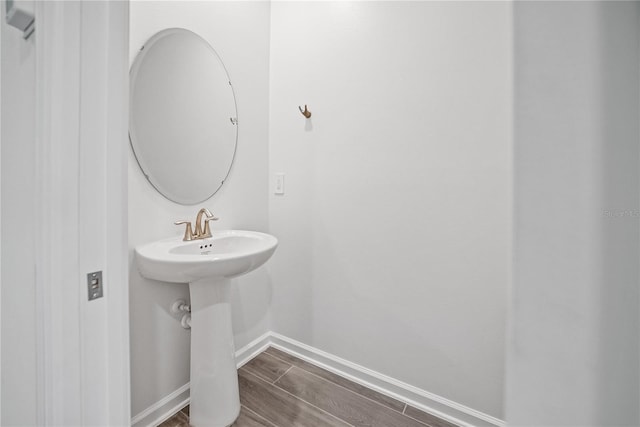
[235,331,272,368]
[269,332,505,427]
[131,331,505,427]
[130,383,189,427]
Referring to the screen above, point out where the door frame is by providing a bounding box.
[34,1,130,424]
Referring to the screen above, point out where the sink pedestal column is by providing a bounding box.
[188,278,240,427]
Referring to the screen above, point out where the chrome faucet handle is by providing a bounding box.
[202,215,219,238]
[174,220,195,241]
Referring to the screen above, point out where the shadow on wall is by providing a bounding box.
[595,1,639,424]
[507,1,640,425]
[128,260,191,410]
[230,267,273,347]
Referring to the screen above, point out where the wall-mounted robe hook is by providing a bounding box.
[299,105,312,119]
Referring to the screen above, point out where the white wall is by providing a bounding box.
[128,1,271,418]
[506,2,640,426]
[269,2,511,419]
[0,4,37,425]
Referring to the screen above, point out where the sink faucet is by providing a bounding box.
[175,208,219,241]
[195,208,217,239]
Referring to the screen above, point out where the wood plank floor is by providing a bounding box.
[159,347,459,427]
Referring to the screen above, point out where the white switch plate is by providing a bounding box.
[275,173,285,195]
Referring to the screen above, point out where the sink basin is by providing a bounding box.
[135,230,278,283]
[134,229,278,427]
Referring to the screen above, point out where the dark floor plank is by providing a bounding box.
[265,346,406,412]
[242,352,292,383]
[276,366,428,427]
[232,405,278,427]
[263,347,299,365]
[175,403,276,427]
[238,369,350,427]
[158,410,190,427]
[165,350,455,427]
[404,406,460,427]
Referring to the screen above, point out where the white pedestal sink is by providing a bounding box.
[135,230,278,427]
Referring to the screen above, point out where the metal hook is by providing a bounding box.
[299,105,312,119]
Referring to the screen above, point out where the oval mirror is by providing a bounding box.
[129,28,238,205]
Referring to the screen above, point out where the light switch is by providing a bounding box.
[275,173,285,195]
